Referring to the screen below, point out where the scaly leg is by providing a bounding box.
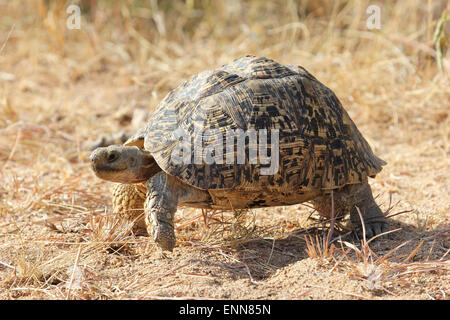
[312,182,387,239]
[145,172,211,251]
[112,183,147,230]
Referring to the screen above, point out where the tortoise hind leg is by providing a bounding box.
[112,183,147,230]
[346,182,387,239]
[312,182,387,239]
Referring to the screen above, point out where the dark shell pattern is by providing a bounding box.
[133,56,385,191]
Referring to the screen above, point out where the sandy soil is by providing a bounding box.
[0,0,448,300]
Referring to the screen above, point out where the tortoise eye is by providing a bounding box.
[107,152,118,163]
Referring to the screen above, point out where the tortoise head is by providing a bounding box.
[90,145,161,184]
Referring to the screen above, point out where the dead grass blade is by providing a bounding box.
[65,244,82,300]
[0,23,15,55]
[401,240,424,264]
[304,231,336,260]
[1,0,449,300]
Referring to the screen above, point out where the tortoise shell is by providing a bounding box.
[126,55,385,191]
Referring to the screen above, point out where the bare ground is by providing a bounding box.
[0,0,449,300]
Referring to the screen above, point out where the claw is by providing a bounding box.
[354,221,388,241]
[153,222,176,252]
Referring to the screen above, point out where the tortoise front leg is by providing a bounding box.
[145,172,211,251]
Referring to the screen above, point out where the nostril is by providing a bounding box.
[90,152,97,163]
[107,152,118,163]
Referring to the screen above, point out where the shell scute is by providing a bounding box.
[140,56,385,191]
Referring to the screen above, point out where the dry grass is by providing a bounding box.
[0,0,449,300]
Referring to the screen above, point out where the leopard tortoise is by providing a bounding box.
[90,55,387,251]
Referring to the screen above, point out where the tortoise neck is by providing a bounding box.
[139,151,162,180]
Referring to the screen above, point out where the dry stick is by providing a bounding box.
[0,23,15,55]
[175,209,223,230]
[138,281,182,299]
[296,287,315,298]
[159,262,190,279]
[304,234,317,258]
[355,206,367,244]
[175,211,205,230]
[355,206,376,265]
[266,238,276,265]
[375,238,412,265]
[367,191,412,220]
[0,128,22,173]
[439,247,449,261]
[366,228,402,245]
[242,258,255,283]
[326,190,335,247]
[385,209,414,219]
[425,238,436,261]
[10,287,58,299]
[402,240,424,264]
[66,244,82,300]
[201,208,209,228]
[0,260,15,270]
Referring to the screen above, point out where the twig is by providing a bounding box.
[1,128,22,172]
[326,190,335,246]
[0,23,15,55]
[138,281,182,299]
[0,260,15,270]
[66,244,82,300]
[266,238,276,265]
